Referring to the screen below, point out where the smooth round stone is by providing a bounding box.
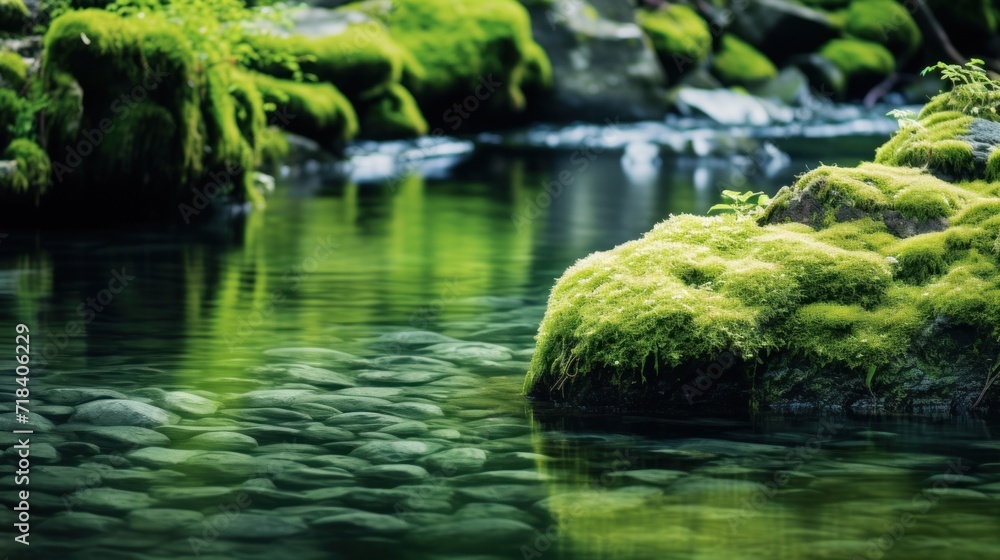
[425,342,513,363]
[926,473,981,486]
[407,519,533,551]
[451,470,551,485]
[273,467,355,489]
[30,466,102,494]
[378,421,430,437]
[254,364,357,388]
[102,469,184,491]
[357,464,430,487]
[179,452,261,481]
[33,405,75,420]
[358,432,400,441]
[256,443,328,454]
[474,424,530,439]
[159,392,219,416]
[371,355,456,368]
[383,402,445,420]
[186,432,259,452]
[127,447,206,468]
[128,508,205,533]
[44,388,129,406]
[0,413,55,431]
[219,408,312,423]
[427,429,462,440]
[205,512,308,540]
[325,412,409,430]
[311,511,411,535]
[4,443,59,464]
[349,441,443,464]
[68,488,155,514]
[238,426,302,444]
[40,512,125,534]
[333,387,405,399]
[356,370,452,386]
[484,452,550,470]
[53,441,101,458]
[427,376,480,388]
[290,402,341,418]
[372,330,460,348]
[302,455,372,472]
[297,424,355,444]
[235,389,317,408]
[307,395,392,412]
[421,448,488,474]
[69,399,175,428]
[456,484,547,505]
[73,426,171,448]
[271,505,358,523]
[151,486,236,508]
[455,502,537,525]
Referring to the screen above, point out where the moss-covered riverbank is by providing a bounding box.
[525,67,1000,414]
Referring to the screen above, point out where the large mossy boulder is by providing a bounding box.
[0,138,50,205]
[817,38,895,99]
[41,9,268,212]
[0,0,28,33]
[636,4,711,83]
[525,87,1000,414]
[348,0,550,130]
[728,0,840,65]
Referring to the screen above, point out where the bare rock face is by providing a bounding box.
[523,0,669,123]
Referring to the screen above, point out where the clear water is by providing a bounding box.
[2,148,1000,560]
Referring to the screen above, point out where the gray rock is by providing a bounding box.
[69,399,175,428]
[383,402,445,420]
[254,364,357,387]
[150,486,236,508]
[325,412,409,430]
[377,421,429,438]
[273,466,354,489]
[355,370,452,385]
[219,407,313,423]
[307,394,392,412]
[185,432,259,452]
[522,0,667,123]
[128,508,205,533]
[371,330,460,348]
[349,441,443,464]
[29,466,101,494]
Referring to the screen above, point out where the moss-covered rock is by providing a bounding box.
[843,0,922,56]
[526,87,1000,414]
[252,72,358,147]
[358,83,428,140]
[0,0,28,34]
[875,87,1000,181]
[711,34,777,88]
[636,4,711,82]
[246,24,418,106]
[351,0,549,129]
[0,138,51,204]
[818,38,895,99]
[41,9,267,210]
[0,50,26,90]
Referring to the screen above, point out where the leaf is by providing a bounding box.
[757,194,771,207]
[708,204,734,214]
[865,364,877,388]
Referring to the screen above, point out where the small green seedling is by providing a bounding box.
[709,190,771,219]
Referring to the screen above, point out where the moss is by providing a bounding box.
[0,139,51,203]
[525,108,1000,394]
[521,40,552,94]
[252,72,358,146]
[844,0,922,56]
[711,34,777,87]
[0,88,17,147]
[353,0,549,124]
[258,126,289,169]
[41,9,273,207]
[0,0,28,34]
[637,4,711,81]
[246,24,416,106]
[818,38,895,98]
[359,83,428,140]
[0,51,26,91]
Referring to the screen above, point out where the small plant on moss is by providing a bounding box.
[710,190,771,219]
[921,58,1000,117]
[887,108,921,130]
